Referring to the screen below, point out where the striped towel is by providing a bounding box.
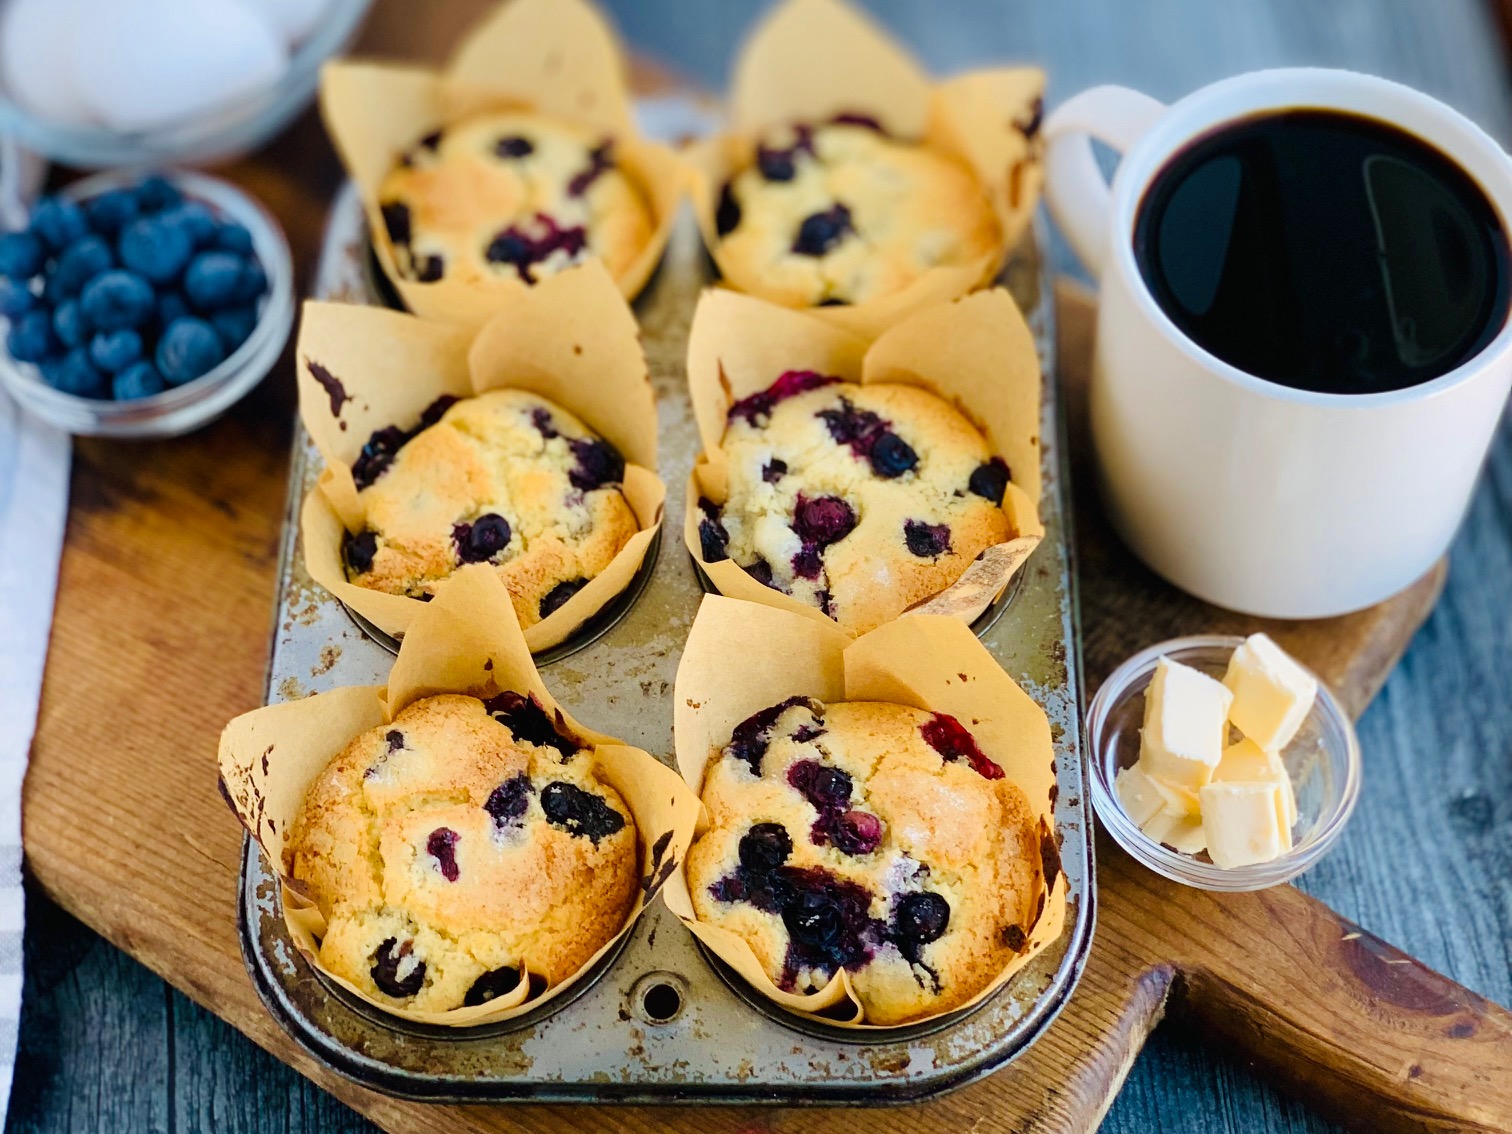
[0,134,62,1124]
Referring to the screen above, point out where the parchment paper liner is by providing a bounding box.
[683,285,1043,636]
[295,260,666,652]
[219,566,700,1027]
[665,594,1066,1027]
[687,0,1044,338]
[319,0,685,330]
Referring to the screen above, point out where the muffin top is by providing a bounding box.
[712,120,1000,307]
[697,372,1014,634]
[287,693,639,1013]
[377,110,653,287]
[686,697,1042,1026]
[340,388,638,633]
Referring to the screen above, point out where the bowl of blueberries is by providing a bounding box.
[0,168,293,437]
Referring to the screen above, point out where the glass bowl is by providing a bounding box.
[0,0,372,168]
[0,169,294,438]
[1087,635,1361,891]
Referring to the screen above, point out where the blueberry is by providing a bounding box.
[539,781,626,844]
[892,891,950,963]
[47,347,108,398]
[80,270,155,331]
[539,577,588,618]
[715,183,741,236]
[213,221,254,255]
[920,712,1004,779]
[29,198,88,251]
[869,432,918,478]
[156,317,225,385]
[464,966,522,1006]
[790,543,822,579]
[234,257,267,304]
[7,308,54,362]
[89,329,143,372]
[792,495,856,545]
[119,218,193,283]
[791,203,853,256]
[210,304,257,351]
[452,512,512,563]
[381,201,412,246]
[829,810,883,855]
[50,235,114,298]
[159,202,217,248]
[727,696,822,776]
[484,773,533,825]
[761,458,787,484]
[112,361,165,400]
[134,175,183,214]
[156,291,189,329]
[967,457,1011,505]
[0,231,45,279]
[726,370,838,426]
[568,437,625,491]
[697,498,729,562]
[84,189,139,234]
[482,690,582,759]
[903,519,952,558]
[787,759,854,810]
[495,135,534,158]
[783,889,843,948]
[183,251,245,310]
[426,827,461,881]
[342,529,378,575]
[0,279,35,317]
[52,299,87,347]
[413,254,443,283]
[369,937,425,999]
[739,822,792,874]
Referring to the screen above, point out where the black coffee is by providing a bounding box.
[1134,110,1510,394]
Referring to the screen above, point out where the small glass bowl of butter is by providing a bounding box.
[1088,634,1361,891]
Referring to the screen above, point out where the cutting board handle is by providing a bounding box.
[1167,878,1512,1134]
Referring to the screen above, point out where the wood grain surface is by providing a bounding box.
[13,2,1512,1133]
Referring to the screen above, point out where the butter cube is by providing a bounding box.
[1115,763,1166,826]
[1142,808,1207,855]
[1200,781,1289,868]
[1139,657,1233,790]
[1222,633,1318,751]
[1216,737,1297,828]
[1147,774,1202,819]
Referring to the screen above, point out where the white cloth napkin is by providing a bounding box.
[0,398,69,1120]
[0,133,61,1126]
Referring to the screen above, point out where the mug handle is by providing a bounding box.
[1044,86,1167,279]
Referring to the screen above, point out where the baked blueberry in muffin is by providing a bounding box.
[338,388,637,632]
[377,111,653,288]
[712,118,999,307]
[700,372,1017,633]
[286,693,638,1012]
[685,698,1042,1025]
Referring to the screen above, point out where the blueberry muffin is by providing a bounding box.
[711,119,1000,307]
[287,693,638,1013]
[377,111,653,287]
[340,388,638,631]
[685,697,1042,1025]
[697,372,1015,634]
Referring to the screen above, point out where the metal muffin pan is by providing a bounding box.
[239,182,1095,1104]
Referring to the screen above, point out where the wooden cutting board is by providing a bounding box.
[24,5,1512,1130]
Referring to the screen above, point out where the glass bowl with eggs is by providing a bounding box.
[0,0,372,167]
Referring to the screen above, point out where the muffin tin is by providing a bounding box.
[237,183,1094,1103]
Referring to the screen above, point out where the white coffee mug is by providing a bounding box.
[1044,68,1512,618]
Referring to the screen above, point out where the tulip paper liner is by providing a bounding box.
[319,0,685,330]
[218,566,700,1027]
[665,595,1065,1028]
[687,0,1044,338]
[683,285,1044,636]
[296,260,666,652]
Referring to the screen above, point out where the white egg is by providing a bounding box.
[225,0,335,48]
[71,0,289,133]
[0,0,101,126]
